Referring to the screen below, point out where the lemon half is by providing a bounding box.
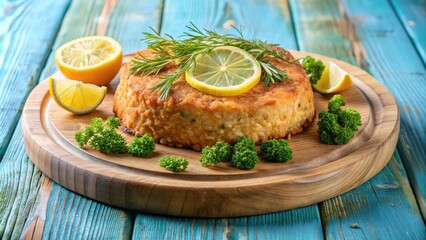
[313,61,353,93]
[55,36,122,86]
[185,46,261,96]
[48,77,107,114]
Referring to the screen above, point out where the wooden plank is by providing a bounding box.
[14,0,162,239]
[321,155,426,239]
[289,0,356,65]
[289,0,426,237]
[159,0,297,48]
[0,0,70,159]
[0,120,42,239]
[132,0,323,238]
[133,207,323,240]
[0,0,70,239]
[133,216,227,239]
[38,184,133,239]
[227,206,323,239]
[390,0,426,65]
[340,0,426,221]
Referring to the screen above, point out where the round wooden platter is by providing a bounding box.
[22,51,399,218]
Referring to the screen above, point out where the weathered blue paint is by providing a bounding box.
[342,0,426,221]
[390,0,426,65]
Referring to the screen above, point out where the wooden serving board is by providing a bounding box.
[22,51,399,217]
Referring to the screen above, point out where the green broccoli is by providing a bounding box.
[231,149,258,170]
[128,135,155,157]
[75,117,127,154]
[338,108,362,131]
[234,136,256,151]
[317,94,362,145]
[215,141,233,162]
[199,141,233,167]
[327,94,345,113]
[200,146,219,167]
[231,136,259,170]
[301,56,325,84]
[260,139,293,162]
[159,156,188,172]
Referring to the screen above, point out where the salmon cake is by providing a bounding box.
[114,49,315,151]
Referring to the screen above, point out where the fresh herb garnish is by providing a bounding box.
[131,23,293,100]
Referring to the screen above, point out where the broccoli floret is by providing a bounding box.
[328,94,345,114]
[301,56,325,84]
[260,139,293,162]
[231,136,259,170]
[128,135,155,157]
[199,141,233,167]
[215,141,233,162]
[200,146,219,167]
[318,110,340,135]
[317,95,362,145]
[75,117,127,154]
[338,108,362,131]
[234,136,256,152]
[231,149,259,170]
[159,156,188,172]
[334,127,355,145]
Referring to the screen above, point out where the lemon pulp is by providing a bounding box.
[185,46,261,96]
[313,61,353,93]
[55,36,122,86]
[48,77,107,114]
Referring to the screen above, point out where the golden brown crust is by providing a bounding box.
[114,48,315,150]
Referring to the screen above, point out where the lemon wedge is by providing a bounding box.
[313,61,353,93]
[48,77,107,114]
[55,36,122,86]
[185,46,261,96]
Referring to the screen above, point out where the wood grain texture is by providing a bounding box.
[290,0,426,237]
[133,215,228,239]
[0,0,70,159]
[20,175,52,240]
[390,0,426,65]
[22,52,399,217]
[0,120,42,240]
[341,0,426,221]
[133,205,322,239]
[227,206,323,239]
[39,184,132,239]
[0,0,70,239]
[321,154,426,239]
[160,0,297,48]
[289,0,357,65]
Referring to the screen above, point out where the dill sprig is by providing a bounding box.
[131,23,292,100]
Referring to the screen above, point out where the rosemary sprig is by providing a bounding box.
[131,23,293,100]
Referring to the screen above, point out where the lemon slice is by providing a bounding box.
[313,61,353,93]
[48,77,107,114]
[55,36,122,86]
[185,46,261,96]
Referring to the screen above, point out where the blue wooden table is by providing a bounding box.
[0,0,425,239]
